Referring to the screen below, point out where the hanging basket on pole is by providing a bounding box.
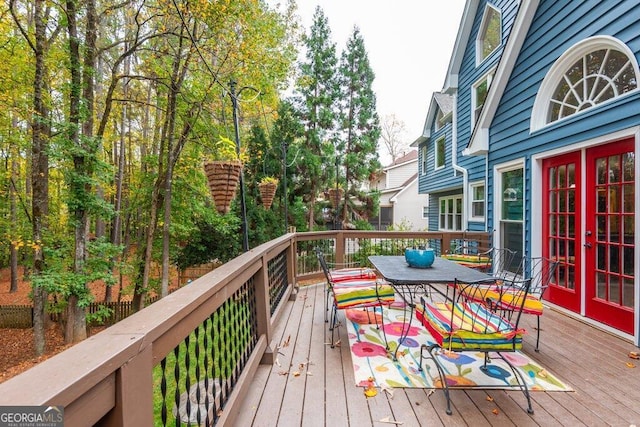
[258,177,279,210]
[204,160,242,214]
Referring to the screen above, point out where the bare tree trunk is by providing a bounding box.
[65,0,88,343]
[9,150,18,293]
[23,0,51,356]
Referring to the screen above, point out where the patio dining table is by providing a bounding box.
[368,255,494,358]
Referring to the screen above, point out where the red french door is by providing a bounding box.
[584,139,635,334]
[543,152,581,313]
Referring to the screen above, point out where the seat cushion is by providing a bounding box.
[333,282,395,309]
[441,254,491,269]
[494,291,544,315]
[459,285,543,315]
[329,267,377,282]
[415,299,523,351]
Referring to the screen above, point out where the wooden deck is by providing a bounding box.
[238,283,640,426]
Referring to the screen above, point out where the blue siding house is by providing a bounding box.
[415,0,640,346]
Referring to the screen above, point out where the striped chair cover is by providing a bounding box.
[329,267,377,282]
[333,281,395,310]
[416,297,524,351]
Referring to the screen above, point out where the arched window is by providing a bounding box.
[531,36,639,131]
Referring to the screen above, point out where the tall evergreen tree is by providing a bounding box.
[337,26,381,226]
[294,6,339,229]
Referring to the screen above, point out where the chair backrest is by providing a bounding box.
[521,257,560,298]
[488,247,518,279]
[450,277,532,350]
[314,248,332,284]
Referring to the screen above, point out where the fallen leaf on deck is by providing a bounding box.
[364,386,377,397]
[427,389,435,397]
[378,416,403,425]
[492,409,499,415]
[281,335,291,348]
[626,362,636,368]
[275,357,281,367]
[306,372,313,376]
[486,395,494,402]
[629,351,639,360]
[292,371,301,377]
[278,371,289,376]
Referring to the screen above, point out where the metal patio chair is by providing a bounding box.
[416,277,534,416]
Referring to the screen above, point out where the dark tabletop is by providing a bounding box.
[368,255,492,284]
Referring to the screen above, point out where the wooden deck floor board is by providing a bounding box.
[239,283,640,426]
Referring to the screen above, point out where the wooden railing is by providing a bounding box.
[0,230,489,426]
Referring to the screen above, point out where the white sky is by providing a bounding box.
[293,0,466,155]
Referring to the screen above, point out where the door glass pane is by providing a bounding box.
[596,188,607,212]
[624,216,634,242]
[609,216,619,242]
[558,165,566,187]
[567,163,575,186]
[550,167,557,188]
[597,215,606,240]
[597,272,606,299]
[501,222,523,260]
[596,158,607,184]
[623,152,634,181]
[550,190,557,212]
[609,186,620,213]
[623,277,634,308]
[609,246,620,273]
[623,184,634,212]
[568,189,575,212]
[609,155,620,183]
[597,243,606,270]
[623,245,634,276]
[609,275,620,304]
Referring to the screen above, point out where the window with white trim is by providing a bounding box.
[435,136,445,169]
[472,69,495,126]
[469,182,485,221]
[531,36,639,130]
[439,195,463,231]
[421,145,427,175]
[476,4,501,65]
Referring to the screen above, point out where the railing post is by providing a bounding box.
[97,344,153,426]
[256,255,275,364]
[287,236,298,301]
[335,231,345,264]
[442,234,452,254]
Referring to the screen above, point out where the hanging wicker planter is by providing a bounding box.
[204,160,242,214]
[328,188,344,208]
[258,180,278,210]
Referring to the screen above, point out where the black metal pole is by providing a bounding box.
[334,154,340,230]
[230,80,249,252]
[282,141,288,233]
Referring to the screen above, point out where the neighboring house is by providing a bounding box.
[369,150,429,230]
[414,0,640,345]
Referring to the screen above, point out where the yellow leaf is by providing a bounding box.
[629,351,639,360]
[492,409,499,415]
[486,395,494,402]
[292,371,300,377]
[626,362,636,368]
[364,386,377,398]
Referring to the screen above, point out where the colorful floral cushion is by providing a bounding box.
[458,285,544,315]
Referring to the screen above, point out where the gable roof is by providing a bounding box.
[386,149,418,169]
[443,0,481,92]
[465,0,540,155]
[411,92,454,146]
